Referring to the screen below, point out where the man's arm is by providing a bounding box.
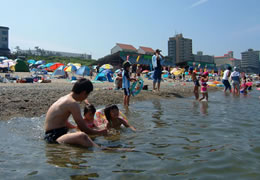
[70,103,107,135]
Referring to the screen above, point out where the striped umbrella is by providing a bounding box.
[101,64,113,70]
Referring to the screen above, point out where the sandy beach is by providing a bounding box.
[0,72,219,120]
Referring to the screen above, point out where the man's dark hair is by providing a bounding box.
[72,78,93,94]
[84,104,96,115]
[227,66,232,70]
[104,104,119,122]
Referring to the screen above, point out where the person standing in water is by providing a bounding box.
[222,66,232,93]
[189,67,200,100]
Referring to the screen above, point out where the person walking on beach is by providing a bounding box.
[44,78,107,148]
[230,67,240,95]
[152,49,164,92]
[222,66,232,93]
[189,67,200,100]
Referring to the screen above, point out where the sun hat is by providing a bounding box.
[123,61,131,68]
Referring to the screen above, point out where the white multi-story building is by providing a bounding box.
[0,26,10,56]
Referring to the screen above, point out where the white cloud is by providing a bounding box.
[190,0,208,9]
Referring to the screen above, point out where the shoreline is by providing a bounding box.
[0,73,220,121]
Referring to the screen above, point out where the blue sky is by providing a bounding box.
[1,0,260,59]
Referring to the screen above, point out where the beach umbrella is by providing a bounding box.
[48,63,64,71]
[2,59,16,67]
[35,60,45,65]
[27,59,36,64]
[76,66,90,77]
[44,63,55,68]
[162,70,168,74]
[64,65,77,72]
[0,56,8,60]
[101,64,113,70]
[142,70,149,73]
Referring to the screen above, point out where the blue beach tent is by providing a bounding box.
[76,66,90,77]
[95,69,114,82]
[52,65,66,76]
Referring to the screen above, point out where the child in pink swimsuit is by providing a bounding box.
[199,72,209,101]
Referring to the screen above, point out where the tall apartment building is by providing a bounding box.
[241,49,260,74]
[0,26,10,56]
[168,33,192,65]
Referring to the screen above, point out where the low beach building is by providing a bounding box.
[98,43,174,69]
[137,46,155,55]
[111,43,137,54]
[0,26,10,57]
[214,51,241,70]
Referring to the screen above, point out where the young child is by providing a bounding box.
[240,76,248,95]
[104,104,136,131]
[199,72,209,101]
[189,67,200,100]
[114,71,122,90]
[122,61,136,106]
[83,104,98,129]
[66,104,97,130]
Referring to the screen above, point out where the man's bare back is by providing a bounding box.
[45,93,78,132]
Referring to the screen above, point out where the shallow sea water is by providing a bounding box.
[0,90,260,179]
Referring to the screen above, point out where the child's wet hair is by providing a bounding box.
[84,104,96,115]
[104,104,119,122]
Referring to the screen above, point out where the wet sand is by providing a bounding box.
[0,72,218,120]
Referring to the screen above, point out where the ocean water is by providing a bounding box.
[0,90,260,179]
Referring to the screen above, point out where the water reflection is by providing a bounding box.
[192,101,200,116]
[151,100,167,128]
[45,143,92,169]
[200,102,209,115]
[152,100,163,120]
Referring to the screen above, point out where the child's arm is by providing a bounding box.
[119,118,136,131]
